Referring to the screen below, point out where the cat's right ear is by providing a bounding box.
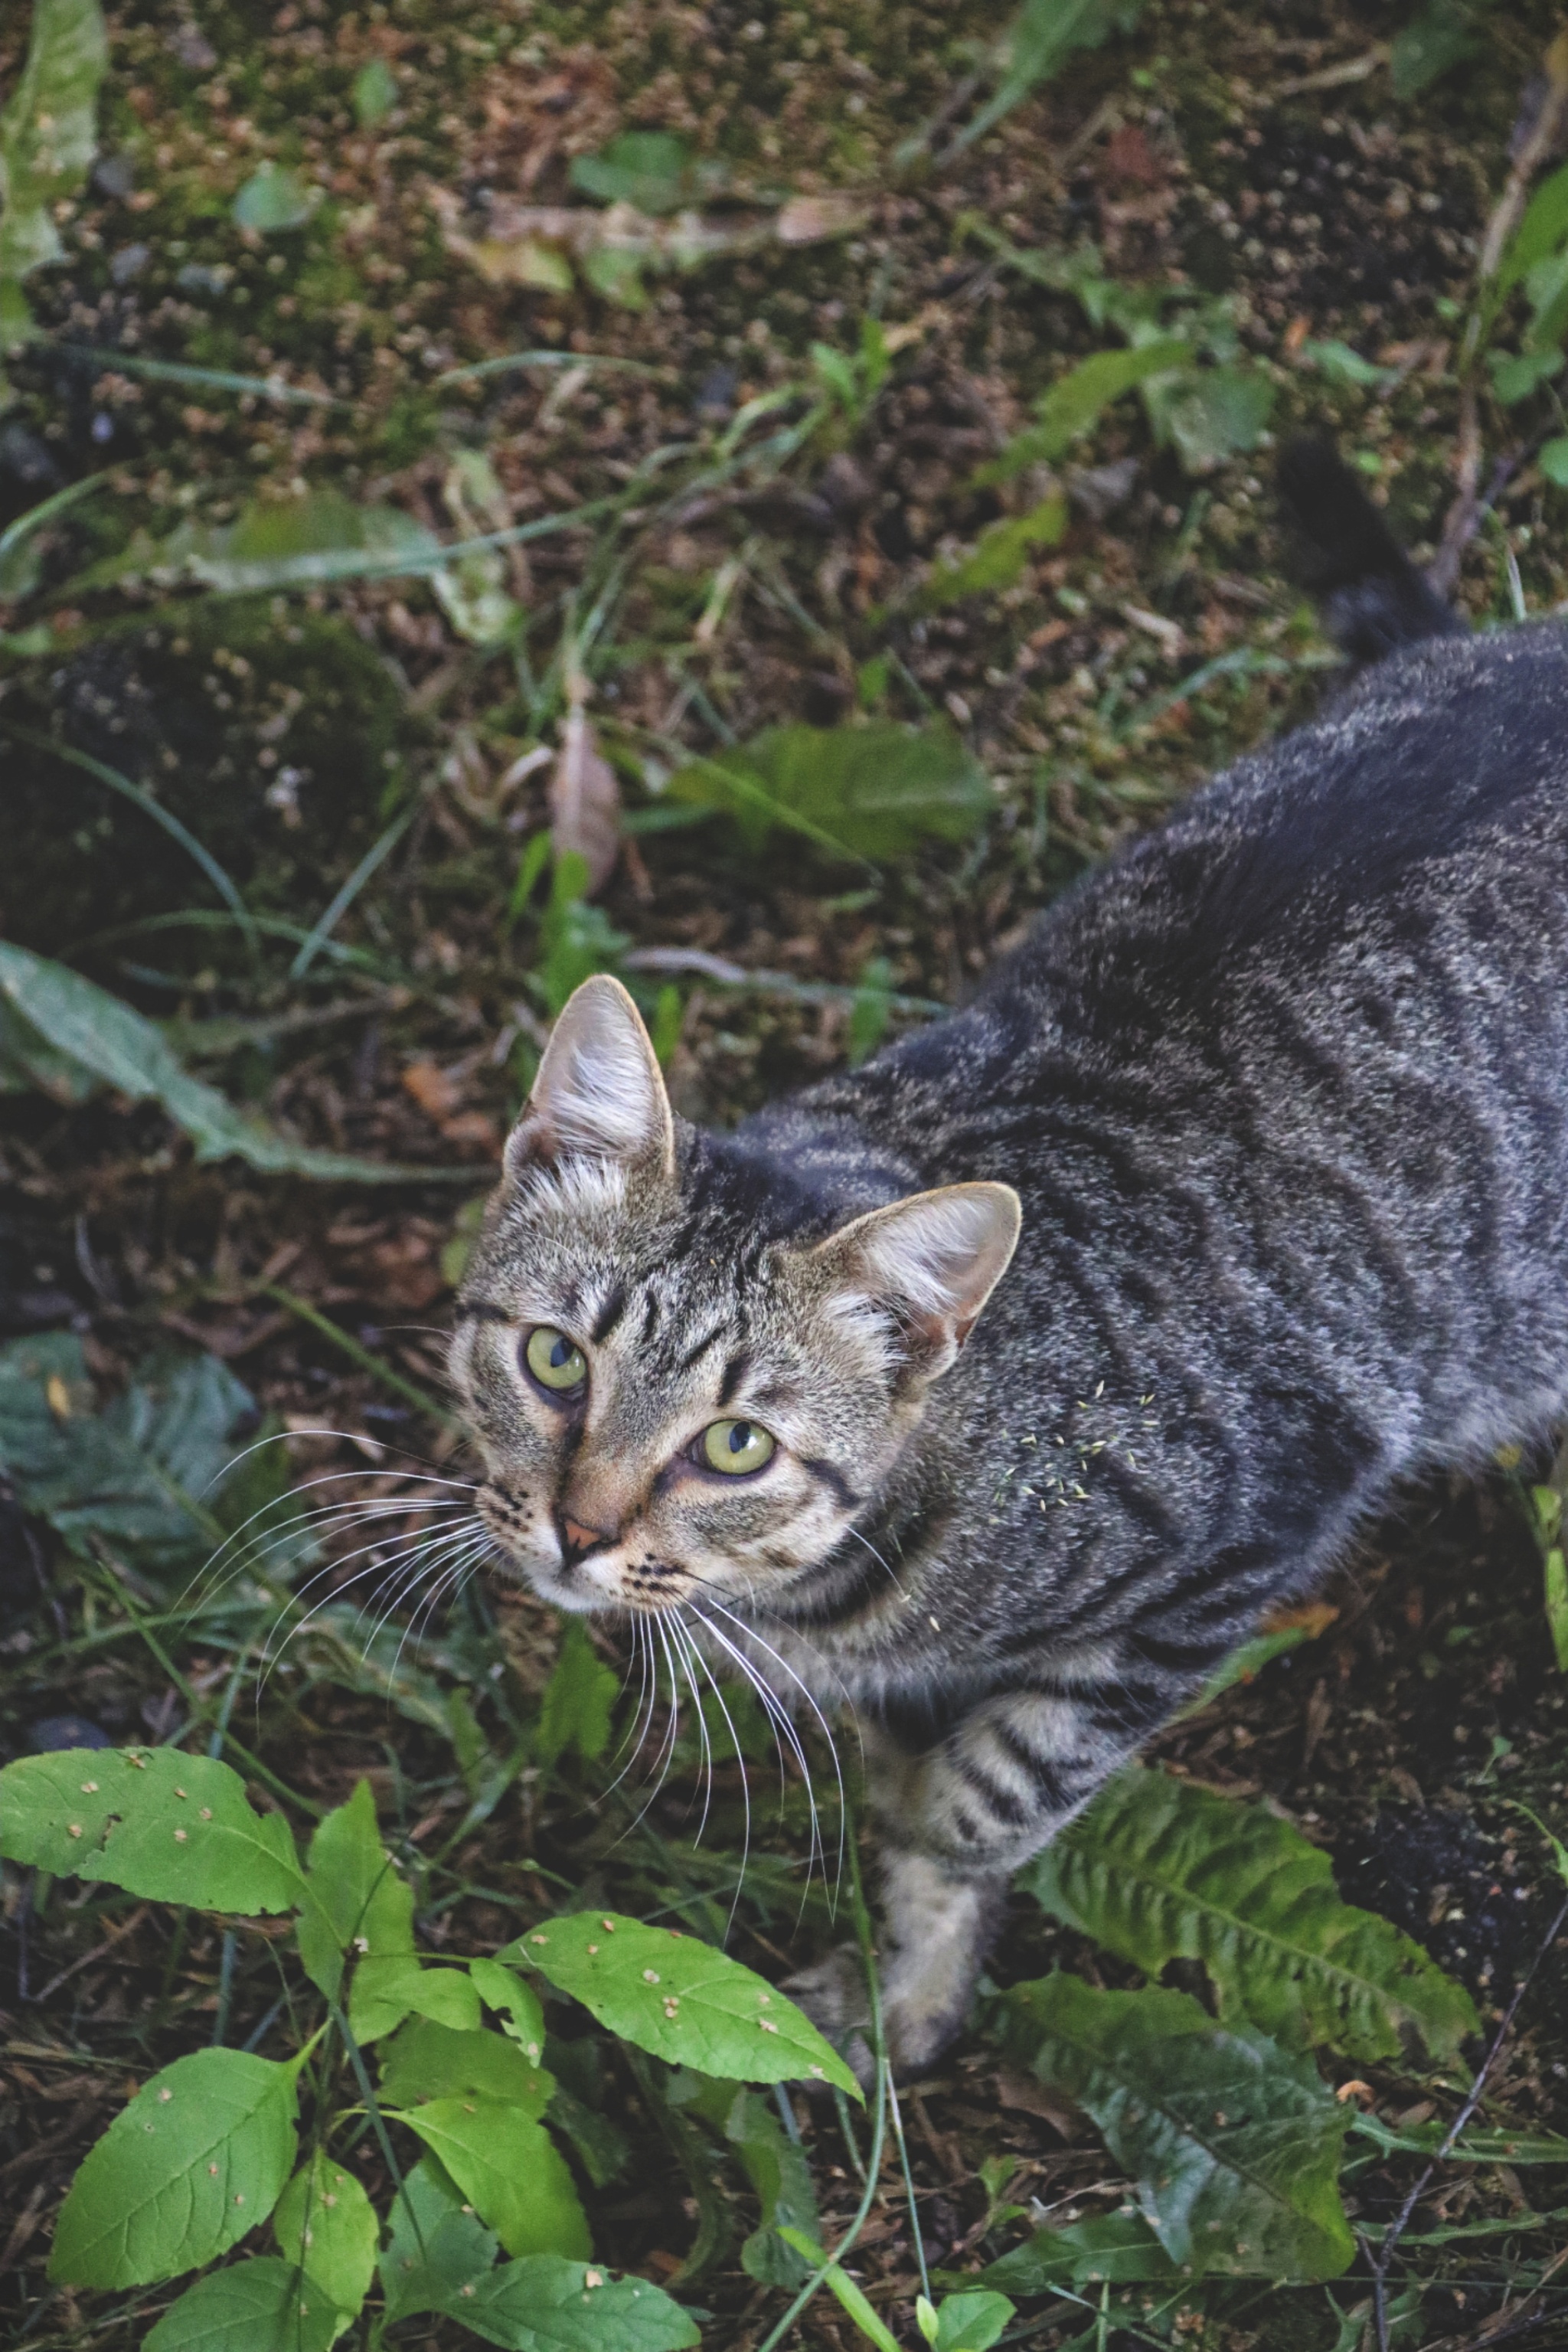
[504,975,675,1184]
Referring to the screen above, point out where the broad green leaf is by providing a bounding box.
[0,943,434,1182]
[1001,1975,1353,2280]
[535,1619,619,1766]
[392,2098,590,2259]
[1391,0,1487,99]
[0,1334,257,1573]
[469,1956,547,2056]
[570,132,694,215]
[0,1745,304,1913]
[379,2157,498,2321]
[1488,346,1564,406]
[1501,158,1568,292]
[233,163,314,233]
[978,2211,1178,2292]
[296,1778,411,2004]
[1019,1766,1478,2063]
[351,57,397,129]
[144,2258,341,2352]
[920,495,1067,609]
[273,2155,377,2328]
[671,2078,820,2287]
[1540,436,1568,488]
[668,724,992,861]
[377,2020,552,2117]
[932,2290,1015,2352]
[982,341,1192,482]
[1158,365,1274,472]
[0,0,107,351]
[446,2256,701,2350]
[51,2049,299,2288]
[1300,339,1396,389]
[352,1957,481,2043]
[506,1913,860,2096]
[1547,1543,1568,1671]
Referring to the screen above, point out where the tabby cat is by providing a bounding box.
[451,446,1568,2073]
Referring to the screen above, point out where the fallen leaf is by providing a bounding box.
[401,1063,459,1121]
[549,707,619,895]
[774,192,872,245]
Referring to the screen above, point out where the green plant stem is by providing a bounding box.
[263,1285,462,1430]
[755,1824,890,2352]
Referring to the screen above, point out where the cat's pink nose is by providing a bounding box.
[560,1516,611,1562]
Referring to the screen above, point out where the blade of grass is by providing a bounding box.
[263,1285,463,1430]
[0,466,109,563]
[434,349,672,386]
[289,797,420,980]
[4,723,261,968]
[58,343,344,405]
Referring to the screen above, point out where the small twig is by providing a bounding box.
[1367,1888,1568,2352]
[27,1904,152,2005]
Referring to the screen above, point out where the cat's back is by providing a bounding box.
[1054,615,1568,996]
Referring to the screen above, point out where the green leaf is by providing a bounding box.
[0,1744,304,1914]
[979,341,1191,483]
[144,2257,341,2352]
[0,0,107,351]
[0,943,434,1182]
[668,724,992,861]
[351,57,397,128]
[1158,365,1275,472]
[1019,1765,1478,2064]
[506,1913,860,2096]
[535,1619,619,1766]
[1547,1544,1568,1671]
[392,2099,590,2259]
[296,1779,410,2006]
[1501,158,1568,292]
[352,1958,481,2043]
[233,162,315,234]
[1299,339,1396,389]
[273,2154,378,2325]
[977,2211,1178,2292]
[1001,1975,1354,2280]
[378,2020,553,2118]
[445,2256,701,2350]
[51,2049,299,2288]
[920,495,1068,609]
[1391,0,1487,99]
[0,1334,258,1574]
[379,2157,498,2321]
[932,2290,1015,2352]
[673,2079,820,2287]
[1540,436,1568,488]
[469,1956,547,2057]
[1487,346,1564,405]
[955,0,1145,152]
[569,132,694,215]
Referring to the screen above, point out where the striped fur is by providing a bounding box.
[454,531,1568,2067]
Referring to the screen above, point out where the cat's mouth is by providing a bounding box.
[477,1479,693,1615]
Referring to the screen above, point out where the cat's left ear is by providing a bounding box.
[813,1181,1021,1381]
[505,975,675,1183]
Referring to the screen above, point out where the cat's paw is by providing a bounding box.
[782,1946,874,2087]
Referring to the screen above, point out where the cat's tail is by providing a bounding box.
[1276,436,1467,662]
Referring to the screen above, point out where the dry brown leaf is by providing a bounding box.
[774,191,871,245]
[401,1061,459,1119]
[549,704,620,895]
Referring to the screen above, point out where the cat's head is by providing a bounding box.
[450,977,1018,1619]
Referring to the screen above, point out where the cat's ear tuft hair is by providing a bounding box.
[816,1181,1021,1380]
[505,975,675,1183]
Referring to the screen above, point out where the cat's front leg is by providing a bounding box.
[863,1683,1169,2074]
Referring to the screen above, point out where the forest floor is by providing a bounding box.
[3,2,1568,2348]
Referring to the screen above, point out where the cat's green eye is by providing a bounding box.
[525,1326,587,1394]
[701,1419,776,1476]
